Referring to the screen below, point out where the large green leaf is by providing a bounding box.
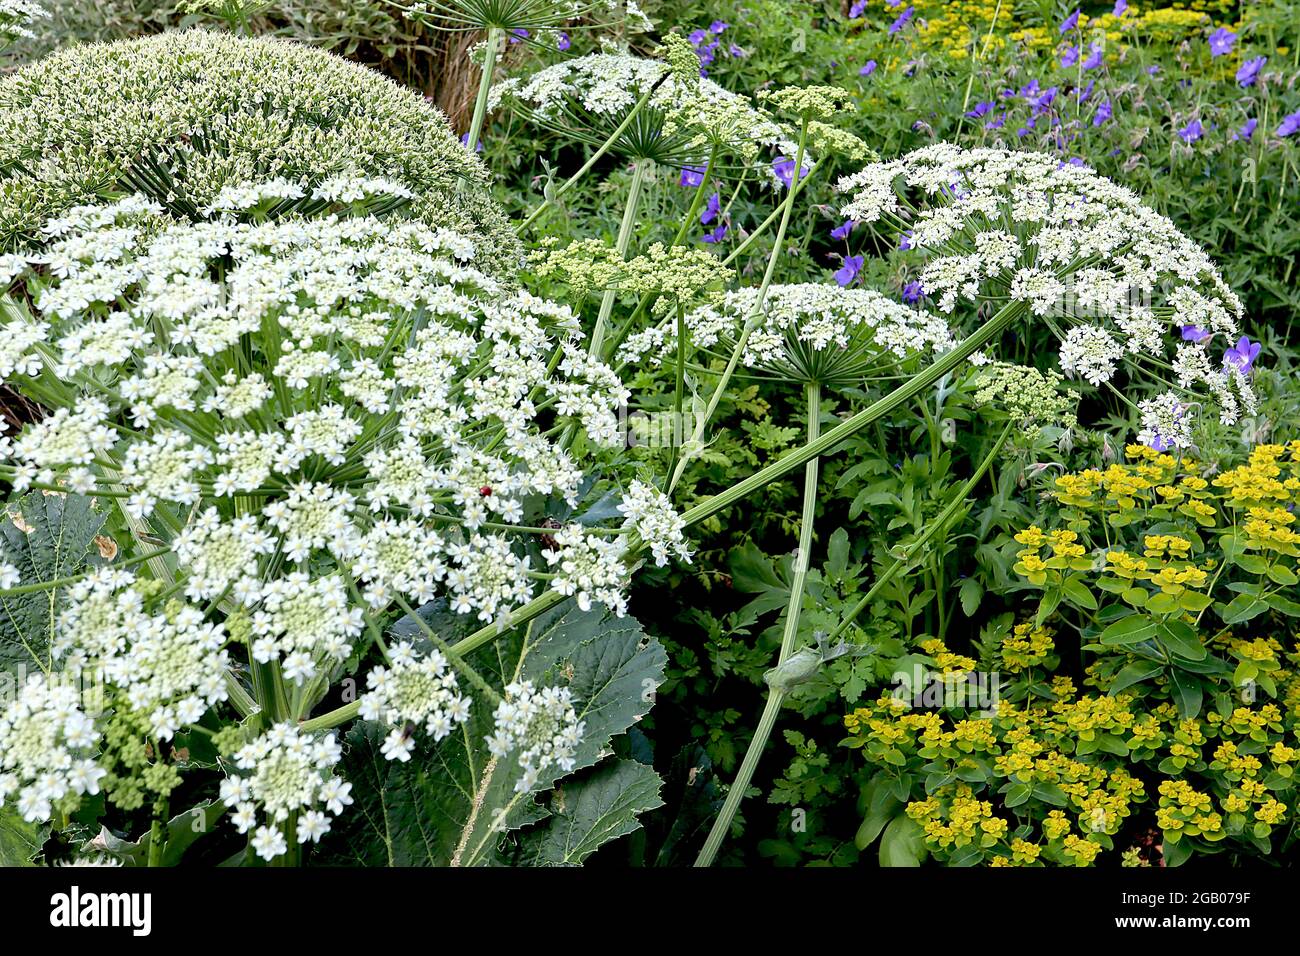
[83,801,224,866]
[317,600,666,866]
[515,759,664,866]
[0,491,106,671]
[0,805,45,866]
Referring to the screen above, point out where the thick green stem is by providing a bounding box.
[464,27,503,155]
[0,547,171,597]
[667,119,810,495]
[394,594,502,704]
[694,381,820,868]
[299,307,1022,735]
[666,302,687,483]
[146,790,168,867]
[680,301,1024,527]
[589,160,648,357]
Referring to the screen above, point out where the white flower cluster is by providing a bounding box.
[836,145,1256,443]
[358,641,472,762]
[219,724,351,861]
[0,30,518,272]
[621,283,955,386]
[0,675,105,823]
[0,187,643,685]
[486,681,585,794]
[0,0,46,44]
[617,479,694,567]
[55,568,231,741]
[542,524,630,615]
[504,52,800,179]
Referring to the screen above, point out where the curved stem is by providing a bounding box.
[394,594,502,704]
[301,309,1024,735]
[667,118,810,496]
[464,26,503,155]
[679,300,1024,526]
[589,160,648,357]
[694,381,820,867]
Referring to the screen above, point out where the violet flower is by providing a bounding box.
[701,223,728,244]
[1223,336,1260,373]
[834,255,863,287]
[1237,56,1266,87]
[1208,27,1236,58]
[700,192,721,225]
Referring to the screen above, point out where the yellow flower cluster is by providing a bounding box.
[1013,526,1091,585]
[1018,441,1298,611]
[1213,443,1300,505]
[998,622,1054,673]
[845,664,1300,863]
[918,637,976,676]
[1156,780,1224,840]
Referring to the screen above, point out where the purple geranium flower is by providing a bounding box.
[1277,109,1300,138]
[710,20,728,33]
[729,42,746,58]
[679,165,706,188]
[700,192,721,225]
[773,155,809,188]
[1093,98,1112,126]
[1208,27,1236,58]
[860,60,878,77]
[688,28,708,47]
[701,223,728,244]
[1178,118,1204,143]
[509,28,529,44]
[1232,118,1257,142]
[985,111,1007,130]
[834,255,864,287]
[849,0,868,15]
[1029,86,1058,115]
[460,133,483,153]
[830,219,856,241]
[557,32,570,51]
[1181,324,1211,343]
[1224,336,1261,373]
[1082,43,1104,69]
[888,6,914,34]
[1113,0,1128,16]
[1237,56,1266,87]
[898,230,914,250]
[966,100,994,118]
[1146,65,1160,75]
[901,280,923,303]
[1060,45,1080,68]
[1060,9,1080,33]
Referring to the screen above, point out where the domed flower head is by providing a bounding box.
[502,50,804,183]
[219,723,349,860]
[621,283,955,387]
[836,144,1258,447]
[0,30,519,274]
[0,179,660,685]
